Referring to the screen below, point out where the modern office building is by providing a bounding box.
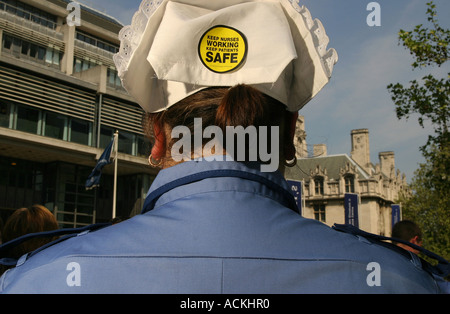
[286,120,408,236]
[0,0,158,228]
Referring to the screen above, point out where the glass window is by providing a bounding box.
[100,128,137,155]
[107,68,114,85]
[3,34,54,65]
[74,59,82,73]
[1,0,57,29]
[29,43,38,59]
[137,135,151,158]
[20,11,31,22]
[20,40,29,55]
[45,112,66,140]
[42,47,62,67]
[314,177,324,195]
[12,37,21,54]
[15,3,24,18]
[0,157,45,210]
[107,68,123,88]
[3,34,13,50]
[40,18,48,28]
[5,1,16,14]
[119,131,134,155]
[37,46,46,61]
[345,175,355,193]
[82,59,90,71]
[314,204,326,222]
[53,48,61,66]
[100,126,114,149]
[76,31,119,54]
[74,58,99,73]
[0,101,11,128]
[45,47,54,64]
[76,33,85,42]
[107,68,115,86]
[70,118,91,145]
[30,14,41,25]
[16,105,39,134]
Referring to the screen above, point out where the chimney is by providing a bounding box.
[313,144,327,157]
[379,151,395,177]
[351,129,371,172]
[294,115,308,158]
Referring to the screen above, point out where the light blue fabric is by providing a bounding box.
[0,160,442,293]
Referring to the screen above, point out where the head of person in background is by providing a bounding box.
[392,220,423,254]
[1,205,58,270]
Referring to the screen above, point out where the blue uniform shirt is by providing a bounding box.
[0,160,444,293]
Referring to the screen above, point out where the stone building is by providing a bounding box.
[285,117,408,236]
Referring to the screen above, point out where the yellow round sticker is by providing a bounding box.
[198,25,248,73]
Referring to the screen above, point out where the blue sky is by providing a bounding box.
[79,0,450,182]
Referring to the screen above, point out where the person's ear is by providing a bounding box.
[410,236,422,247]
[150,119,166,161]
[284,111,298,161]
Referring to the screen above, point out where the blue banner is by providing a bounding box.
[85,138,115,190]
[287,180,302,215]
[391,204,401,228]
[344,193,359,227]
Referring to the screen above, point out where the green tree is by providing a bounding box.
[388,1,449,261]
[397,147,449,262]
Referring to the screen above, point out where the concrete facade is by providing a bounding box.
[0,0,158,228]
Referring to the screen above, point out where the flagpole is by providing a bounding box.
[112,131,119,219]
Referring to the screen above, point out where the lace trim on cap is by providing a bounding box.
[113,0,164,78]
[113,0,338,81]
[288,0,338,78]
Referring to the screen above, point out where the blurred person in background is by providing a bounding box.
[0,205,58,276]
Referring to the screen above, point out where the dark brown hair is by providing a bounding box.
[1,205,58,268]
[392,220,422,243]
[143,84,289,165]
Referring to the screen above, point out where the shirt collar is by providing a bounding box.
[142,159,298,214]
